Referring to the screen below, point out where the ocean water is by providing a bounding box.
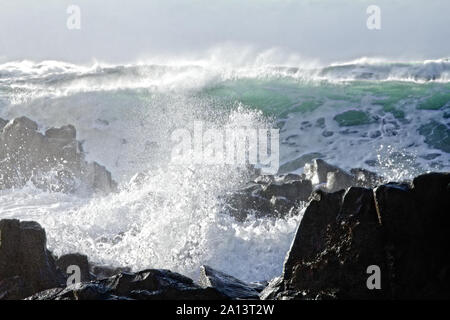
[0,58,449,282]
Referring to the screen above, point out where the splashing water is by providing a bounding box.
[0,57,449,282]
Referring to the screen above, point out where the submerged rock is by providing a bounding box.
[0,219,65,300]
[334,110,374,127]
[418,120,450,153]
[0,218,229,300]
[223,184,272,221]
[262,172,450,300]
[0,116,116,194]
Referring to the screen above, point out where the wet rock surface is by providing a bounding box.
[27,269,227,300]
[90,265,132,280]
[305,159,384,191]
[199,265,261,299]
[0,219,65,299]
[222,178,311,221]
[56,253,92,283]
[223,158,384,221]
[0,219,238,300]
[261,172,450,299]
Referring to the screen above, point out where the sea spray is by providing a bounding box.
[0,58,449,282]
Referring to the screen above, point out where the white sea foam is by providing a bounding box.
[0,57,449,282]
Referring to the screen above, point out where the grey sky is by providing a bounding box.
[0,0,449,64]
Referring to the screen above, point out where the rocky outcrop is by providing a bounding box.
[0,116,116,194]
[261,172,450,299]
[0,218,229,300]
[2,171,450,300]
[0,218,239,300]
[350,168,385,188]
[305,159,384,192]
[0,219,65,300]
[261,179,312,202]
[29,264,266,301]
[223,176,312,221]
[90,265,132,280]
[27,269,227,300]
[56,253,92,283]
[224,159,383,221]
[199,265,261,299]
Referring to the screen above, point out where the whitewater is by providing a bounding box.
[0,57,449,282]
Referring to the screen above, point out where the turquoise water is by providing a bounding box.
[201,77,450,175]
[203,78,450,120]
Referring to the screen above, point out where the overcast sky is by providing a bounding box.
[0,0,449,64]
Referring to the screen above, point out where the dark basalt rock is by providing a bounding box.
[3,172,449,300]
[281,189,347,281]
[261,172,450,300]
[350,168,385,188]
[199,265,260,299]
[374,173,450,298]
[223,184,272,221]
[0,219,65,300]
[223,177,312,221]
[0,276,26,300]
[262,179,312,202]
[305,159,384,192]
[281,173,305,183]
[224,159,384,221]
[90,265,132,280]
[56,253,92,283]
[2,218,225,300]
[28,269,228,300]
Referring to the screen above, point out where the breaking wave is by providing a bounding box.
[0,56,449,282]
